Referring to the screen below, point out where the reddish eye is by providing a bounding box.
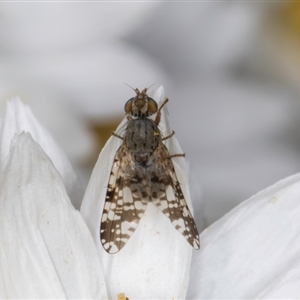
[124,98,133,113]
[147,98,158,114]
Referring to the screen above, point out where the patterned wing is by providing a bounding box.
[100,143,149,253]
[151,143,200,249]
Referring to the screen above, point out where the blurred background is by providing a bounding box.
[1,2,300,231]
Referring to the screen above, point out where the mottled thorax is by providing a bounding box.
[125,118,160,165]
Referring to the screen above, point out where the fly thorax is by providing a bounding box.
[125,118,160,165]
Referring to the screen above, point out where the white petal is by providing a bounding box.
[188,172,300,299]
[0,97,83,209]
[81,86,194,300]
[0,133,107,299]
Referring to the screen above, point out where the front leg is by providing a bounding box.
[155,98,169,125]
[112,132,124,140]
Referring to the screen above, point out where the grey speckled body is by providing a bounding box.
[125,118,160,166]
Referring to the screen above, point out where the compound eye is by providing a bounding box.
[124,98,133,113]
[147,98,158,115]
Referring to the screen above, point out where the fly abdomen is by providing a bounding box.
[133,152,151,165]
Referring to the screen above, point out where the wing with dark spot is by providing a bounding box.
[100,143,148,253]
[151,143,200,249]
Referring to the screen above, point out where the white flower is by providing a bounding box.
[2,90,300,299]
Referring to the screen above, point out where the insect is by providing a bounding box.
[100,87,200,253]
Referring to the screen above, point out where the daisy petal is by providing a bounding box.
[188,172,300,299]
[0,132,107,298]
[0,97,83,208]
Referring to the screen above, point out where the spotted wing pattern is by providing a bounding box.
[100,143,148,254]
[101,141,200,253]
[151,143,200,249]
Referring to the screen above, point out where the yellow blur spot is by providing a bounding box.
[117,293,129,300]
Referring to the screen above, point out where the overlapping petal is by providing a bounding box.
[0,97,83,209]
[0,132,107,298]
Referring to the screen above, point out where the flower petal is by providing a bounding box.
[0,97,83,208]
[81,86,195,299]
[188,172,300,299]
[0,132,107,298]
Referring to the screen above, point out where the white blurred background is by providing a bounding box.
[1,2,300,230]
